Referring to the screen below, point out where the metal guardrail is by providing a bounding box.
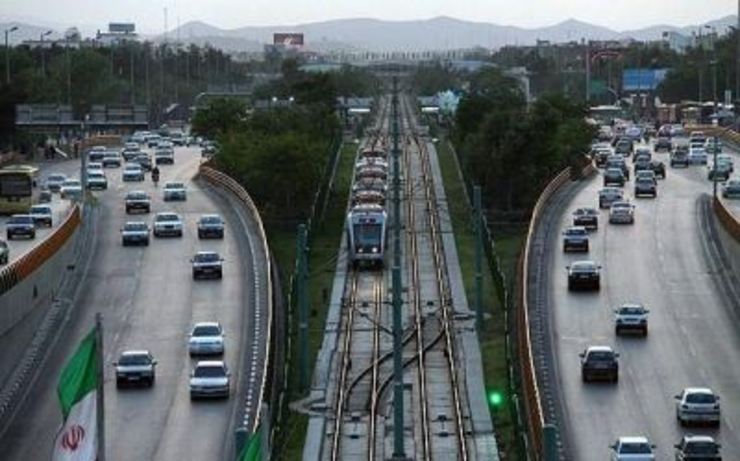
[0,205,80,296]
[197,166,274,438]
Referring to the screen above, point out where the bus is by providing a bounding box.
[0,165,38,215]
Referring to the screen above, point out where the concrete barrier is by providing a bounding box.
[0,205,81,390]
[518,159,596,460]
[198,166,275,439]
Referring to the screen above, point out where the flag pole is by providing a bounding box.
[95,312,106,461]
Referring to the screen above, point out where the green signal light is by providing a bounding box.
[488,390,504,407]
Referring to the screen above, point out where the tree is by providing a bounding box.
[191,98,247,139]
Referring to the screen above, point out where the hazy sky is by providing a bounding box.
[1,0,736,33]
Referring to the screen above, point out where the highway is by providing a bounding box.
[0,146,264,460]
[538,142,740,459]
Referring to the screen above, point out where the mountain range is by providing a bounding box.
[2,15,737,52]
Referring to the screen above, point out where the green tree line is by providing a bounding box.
[451,68,594,214]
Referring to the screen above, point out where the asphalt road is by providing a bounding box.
[545,142,740,459]
[0,146,257,460]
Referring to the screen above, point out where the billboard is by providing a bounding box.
[622,68,668,92]
[273,33,304,46]
[109,23,135,33]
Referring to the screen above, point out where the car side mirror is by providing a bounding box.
[673,395,680,399]
[715,396,720,400]
[220,258,225,262]
[151,360,158,365]
[674,444,680,449]
[644,309,650,313]
[651,444,656,449]
[112,362,118,366]
[597,265,602,269]
[609,444,616,450]
[614,353,620,358]
[578,352,585,358]
[565,265,571,270]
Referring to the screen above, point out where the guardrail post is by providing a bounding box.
[296,223,308,392]
[474,185,484,330]
[542,424,558,461]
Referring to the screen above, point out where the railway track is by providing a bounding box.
[327,91,469,460]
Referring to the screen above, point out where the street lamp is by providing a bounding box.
[4,25,18,85]
[40,30,52,76]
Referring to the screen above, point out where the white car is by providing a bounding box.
[45,173,67,192]
[86,170,108,190]
[609,201,635,224]
[87,162,103,172]
[122,164,145,182]
[675,387,720,426]
[60,179,82,200]
[688,147,708,165]
[163,182,187,201]
[29,204,53,227]
[614,304,649,335]
[190,360,230,399]
[610,436,655,461]
[153,212,183,237]
[188,322,225,356]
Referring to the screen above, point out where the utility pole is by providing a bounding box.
[4,26,18,85]
[474,186,484,331]
[585,42,591,103]
[296,224,308,391]
[130,43,135,105]
[390,76,406,461]
[66,39,72,105]
[95,313,106,461]
[40,30,52,77]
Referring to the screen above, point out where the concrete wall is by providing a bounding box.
[0,229,79,389]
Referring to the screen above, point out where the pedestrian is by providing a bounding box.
[73,140,80,159]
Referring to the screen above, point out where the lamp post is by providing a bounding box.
[4,25,18,85]
[40,30,52,76]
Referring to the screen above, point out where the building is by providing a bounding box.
[662,31,692,53]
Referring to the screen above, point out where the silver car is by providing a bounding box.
[722,178,740,198]
[609,201,635,224]
[163,181,187,201]
[197,214,225,239]
[153,212,183,237]
[599,187,624,209]
[610,436,655,461]
[189,360,230,399]
[29,204,53,227]
[614,304,649,336]
[188,322,224,356]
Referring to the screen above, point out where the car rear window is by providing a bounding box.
[686,393,716,404]
[119,354,150,365]
[588,351,614,361]
[686,442,719,454]
[195,253,220,262]
[620,443,650,454]
[193,325,221,336]
[125,223,147,231]
[194,366,225,378]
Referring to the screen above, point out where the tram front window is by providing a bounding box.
[353,223,382,252]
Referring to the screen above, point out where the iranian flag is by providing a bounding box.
[52,329,99,461]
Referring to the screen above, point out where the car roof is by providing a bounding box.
[572,260,597,268]
[587,345,614,353]
[120,350,151,357]
[683,387,714,395]
[195,360,225,368]
[124,221,147,226]
[619,303,645,310]
[618,436,649,444]
[193,321,221,328]
[200,214,222,219]
[156,212,179,217]
[565,226,587,232]
[682,434,716,443]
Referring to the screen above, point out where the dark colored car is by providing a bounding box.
[634,156,652,173]
[197,214,225,239]
[650,160,666,179]
[6,215,36,240]
[562,226,589,252]
[671,150,690,168]
[124,191,151,214]
[567,260,601,290]
[572,207,599,230]
[603,168,625,187]
[192,251,224,279]
[674,435,722,460]
[655,136,673,152]
[114,350,156,387]
[580,346,619,383]
[121,221,150,246]
[635,177,657,198]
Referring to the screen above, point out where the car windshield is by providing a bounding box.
[124,223,147,231]
[9,216,32,224]
[30,206,50,214]
[193,325,221,336]
[48,174,65,181]
[156,214,178,222]
[685,442,719,454]
[63,181,80,187]
[194,253,220,262]
[201,216,222,224]
[119,354,150,365]
[166,183,184,189]
[566,228,586,236]
[572,262,595,272]
[620,443,651,454]
[589,351,614,361]
[194,365,225,378]
[125,165,141,171]
[619,306,644,315]
[126,192,147,200]
[686,393,716,404]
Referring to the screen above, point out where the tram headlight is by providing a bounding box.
[371,246,378,253]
